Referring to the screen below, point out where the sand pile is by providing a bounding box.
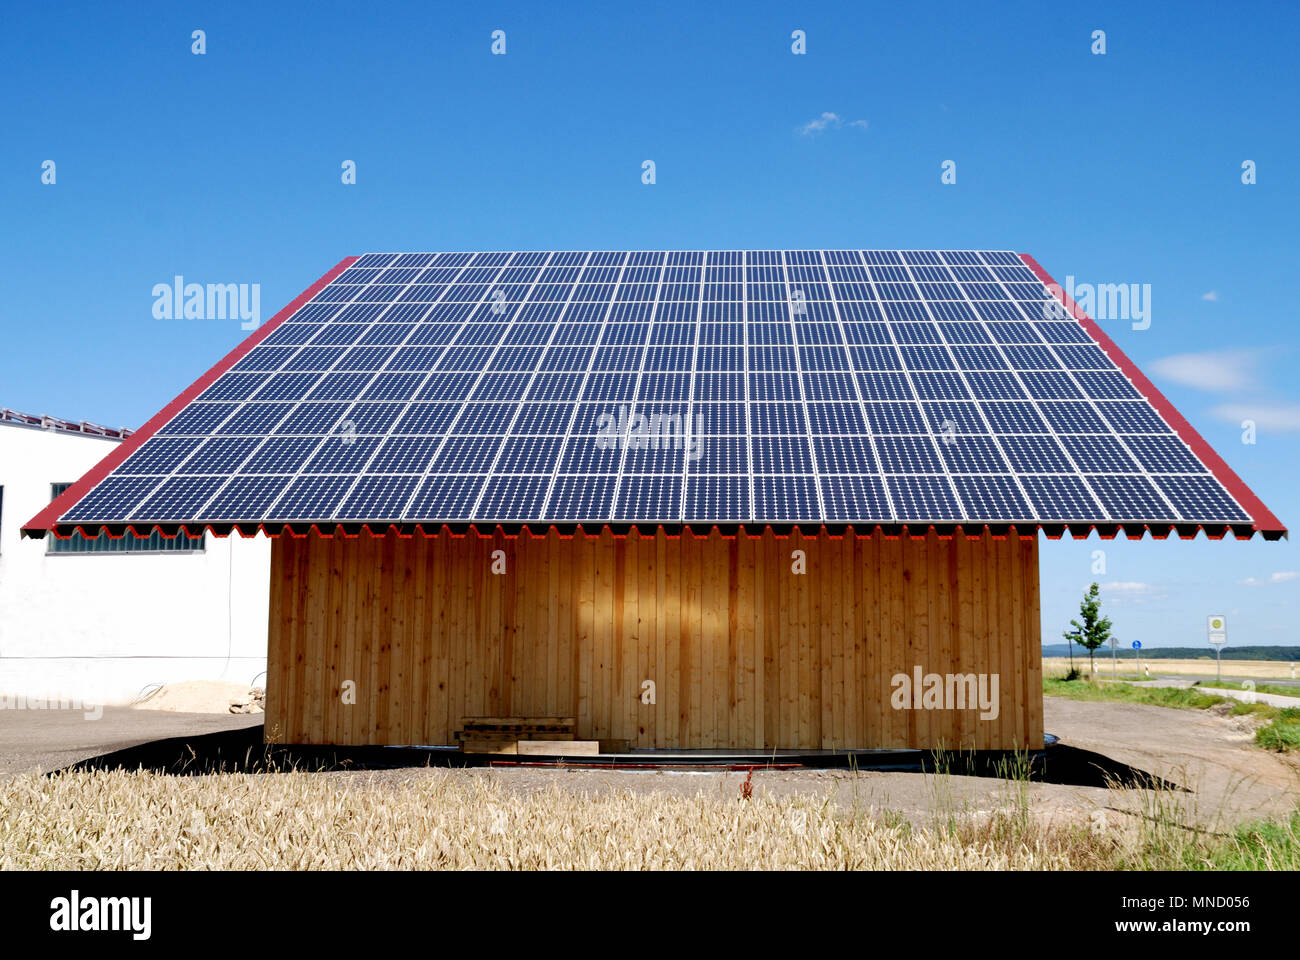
[132,680,265,715]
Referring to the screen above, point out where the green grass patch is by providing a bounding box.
[1196,679,1300,699]
[1254,708,1300,753]
[1043,677,1229,710]
[1195,808,1300,870]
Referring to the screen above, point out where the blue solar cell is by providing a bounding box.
[179,437,263,473]
[885,475,961,520]
[406,474,485,519]
[622,444,687,474]
[684,475,750,521]
[923,401,986,435]
[303,436,384,473]
[158,403,237,436]
[1019,475,1101,519]
[273,402,353,436]
[1019,371,1083,400]
[954,475,1033,520]
[369,436,442,474]
[391,403,459,434]
[819,475,891,521]
[197,372,270,402]
[47,251,1256,533]
[939,436,1010,473]
[61,476,164,522]
[1153,475,1250,522]
[687,436,747,473]
[875,436,941,472]
[1075,371,1142,399]
[615,475,682,520]
[856,373,915,401]
[495,436,566,473]
[474,475,552,520]
[1037,401,1107,433]
[436,435,503,470]
[198,476,290,520]
[965,371,1025,399]
[338,475,421,520]
[753,475,819,520]
[237,436,322,474]
[132,476,228,520]
[546,474,617,520]
[1087,475,1177,520]
[752,435,814,472]
[1124,436,1206,473]
[813,436,876,473]
[999,435,1074,473]
[864,402,925,434]
[559,436,622,473]
[1060,435,1139,472]
[1096,402,1170,433]
[750,403,807,434]
[910,372,970,400]
[981,401,1049,434]
[118,438,205,475]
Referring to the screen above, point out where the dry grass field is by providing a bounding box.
[1044,657,1299,681]
[1,765,1296,870]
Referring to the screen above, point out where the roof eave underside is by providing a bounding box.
[36,520,1282,541]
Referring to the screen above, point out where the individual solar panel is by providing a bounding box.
[42,250,1275,536]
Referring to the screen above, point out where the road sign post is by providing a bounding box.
[1131,639,1141,675]
[1207,615,1227,682]
[1110,635,1118,679]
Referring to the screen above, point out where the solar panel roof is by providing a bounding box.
[24,251,1286,540]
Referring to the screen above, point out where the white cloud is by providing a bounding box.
[1148,349,1261,393]
[1101,581,1156,594]
[1239,571,1299,587]
[798,112,868,135]
[1210,403,1300,432]
[1096,581,1167,603]
[1201,290,1219,301]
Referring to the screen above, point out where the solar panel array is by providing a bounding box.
[58,250,1253,529]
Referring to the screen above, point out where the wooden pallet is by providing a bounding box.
[456,716,577,743]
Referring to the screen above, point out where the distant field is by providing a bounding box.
[1043,657,1298,681]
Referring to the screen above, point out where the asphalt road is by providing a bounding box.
[0,706,262,780]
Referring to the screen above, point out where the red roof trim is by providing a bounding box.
[22,256,360,536]
[1019,253,1285,538]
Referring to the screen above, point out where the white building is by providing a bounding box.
[0,409,269,705]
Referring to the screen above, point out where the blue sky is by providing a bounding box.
[1,1,1296,647]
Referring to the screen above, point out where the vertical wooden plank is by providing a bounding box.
[660,530,679,747]
[616,530,636,742]
[547,529,562,721]
[264,538,287,742]
[576,530,595,738]
[637,527,656,747]
[594,528,615,739]
[762,530,781,749]
[733,533,753,750]
[1024,536,1044,748]
[821,535,838,750]
[679,531,696,746]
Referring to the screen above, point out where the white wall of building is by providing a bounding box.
[0,420,269,704]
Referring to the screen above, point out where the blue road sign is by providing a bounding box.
[1131,640,1142,650]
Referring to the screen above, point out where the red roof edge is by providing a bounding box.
[1020,253,1286,539]
[21,256,360,537]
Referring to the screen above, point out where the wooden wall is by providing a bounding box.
[265,529,1043,751]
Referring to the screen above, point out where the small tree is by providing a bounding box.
[1063,582,1113,678]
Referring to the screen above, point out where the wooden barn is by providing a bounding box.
[26,250,1286,754]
